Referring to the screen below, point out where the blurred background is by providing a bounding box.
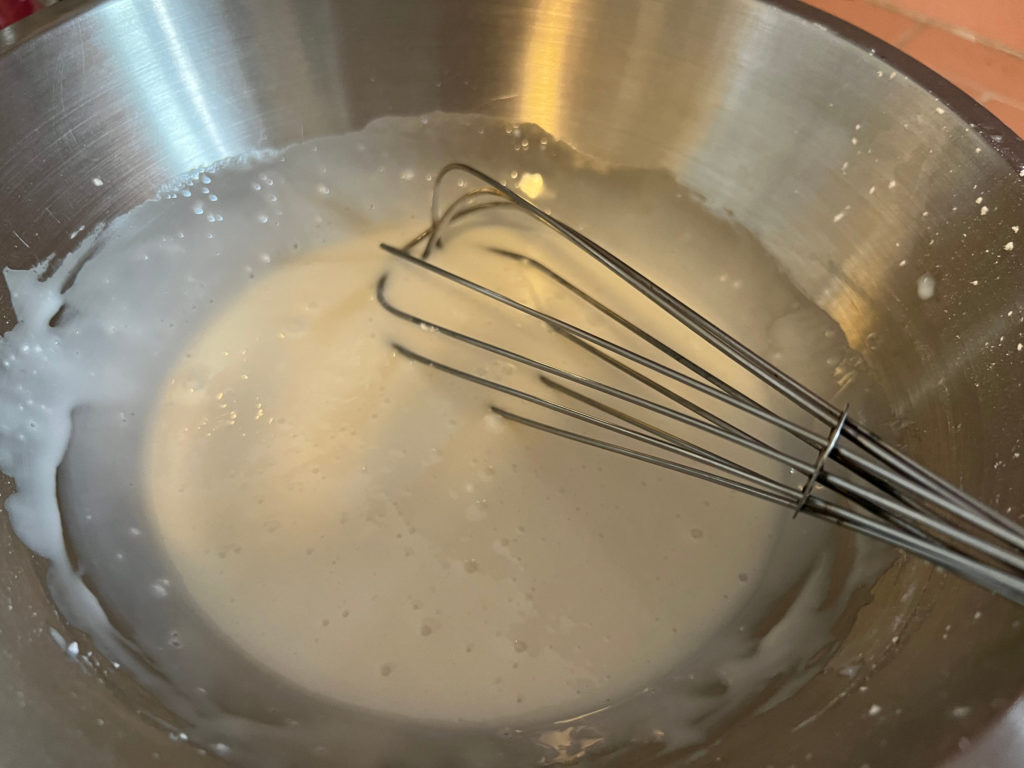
[0,0,51,30]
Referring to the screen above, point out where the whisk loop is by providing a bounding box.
[377,162,1024,606]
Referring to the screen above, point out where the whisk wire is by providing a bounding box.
[376,162,1024,605]
[380,271,1024,575]
[381,239,1015,546]
[380,243,821,444]
[432,167,1019,532]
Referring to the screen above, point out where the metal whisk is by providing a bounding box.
[377,162,1024,606]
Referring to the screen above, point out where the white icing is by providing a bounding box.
[0,115,887,766]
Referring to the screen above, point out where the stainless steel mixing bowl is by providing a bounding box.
[2,0,1024,765]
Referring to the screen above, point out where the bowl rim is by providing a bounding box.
[770,0,1024,166]
[4,0,1023,168]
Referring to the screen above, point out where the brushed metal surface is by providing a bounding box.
[1,0,1023,766]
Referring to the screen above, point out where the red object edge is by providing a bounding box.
[0,0,42,30]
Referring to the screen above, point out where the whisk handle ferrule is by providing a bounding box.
[795,406,849,517]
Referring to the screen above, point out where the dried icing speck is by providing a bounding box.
[917,274,936,300]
